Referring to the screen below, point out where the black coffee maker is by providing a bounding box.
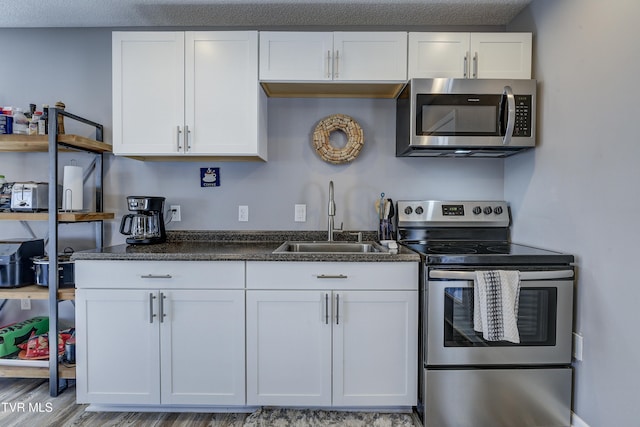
[119,196,167,244]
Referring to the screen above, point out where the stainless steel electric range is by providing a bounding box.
[396,200,575,427]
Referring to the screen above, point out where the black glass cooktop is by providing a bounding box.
[403,240,574,265]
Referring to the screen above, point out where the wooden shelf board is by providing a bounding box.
[0,364,75,379]
[0,134,112,154]
[0,212,114,222]
[0,284,75,300]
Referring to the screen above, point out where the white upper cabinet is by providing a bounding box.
[113,31,267,160]
[408,32,532,79]
[260,31,407,82]
[112,32,185,156]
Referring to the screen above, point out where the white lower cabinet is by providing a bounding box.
[75,261,245,406]
[246,262,418,408]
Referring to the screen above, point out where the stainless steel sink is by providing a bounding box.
[273,241,388,254]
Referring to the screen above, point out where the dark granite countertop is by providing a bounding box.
[71,230,420,263]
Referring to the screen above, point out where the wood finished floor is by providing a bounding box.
[0,378,247,427]
[0,378,422,427]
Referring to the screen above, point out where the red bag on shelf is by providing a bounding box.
[17,330,72,360]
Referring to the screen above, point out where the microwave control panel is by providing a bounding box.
[513,95,532,137]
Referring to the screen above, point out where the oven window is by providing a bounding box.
[444,287,557,347]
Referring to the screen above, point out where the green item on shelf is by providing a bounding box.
[0,316,49,358]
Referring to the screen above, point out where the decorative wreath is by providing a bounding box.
[312,114,364,164]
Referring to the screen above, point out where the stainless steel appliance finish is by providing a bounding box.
[10,182,62,212]
[396,78,536,157]
[119,196,167,245]
[396,200,574,427]
[425,368,572,427]
[0,238,45,287]
[427,270,573,366]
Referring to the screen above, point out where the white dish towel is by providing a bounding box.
[473,270,521,343]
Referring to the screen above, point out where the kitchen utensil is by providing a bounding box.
[0,238,45,287]
[62,164,83,211]
[119,196,167,245]
[10,182,62,212]
[32,250,75,288]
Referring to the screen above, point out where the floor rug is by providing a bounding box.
[243,407,416,427]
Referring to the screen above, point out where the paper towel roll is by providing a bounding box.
[62,165,83,211]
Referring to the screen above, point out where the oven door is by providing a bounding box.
[426,268,574,366]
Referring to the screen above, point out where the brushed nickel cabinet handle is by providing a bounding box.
[473,52,478,78]
[149,293,157,324]
[177,126,183,151]
[141,274,173,279]
[464,52,469,78]
[185,125,191,152]
[336,293,340,325]
[334,50,340,79]
[326,50,331,78]
[159,292,167,323]
[316,274,348,279]
[325,293,329,325]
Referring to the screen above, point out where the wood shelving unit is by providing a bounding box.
[0,134,111,153]
[0,212,114,222]
[0,285,75,301]
[0,109,111,393]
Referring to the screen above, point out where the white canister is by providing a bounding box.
[62,165,83,211]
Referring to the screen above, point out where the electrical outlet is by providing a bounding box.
[573,332,583,361]
[295,204,307,222]
[170,205,181,222]
[21,299,31,310]
[238,205,249,222]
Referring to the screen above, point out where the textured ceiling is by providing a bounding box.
[0,0,532,28]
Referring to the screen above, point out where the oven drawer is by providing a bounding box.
[424,367,572,427]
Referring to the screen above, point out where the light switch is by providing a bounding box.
[295,204,306,222]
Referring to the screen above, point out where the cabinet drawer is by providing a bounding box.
[246,261,417,290]
[75,260,244,289]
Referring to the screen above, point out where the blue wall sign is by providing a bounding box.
[200,167,220,187]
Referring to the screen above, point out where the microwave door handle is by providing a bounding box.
[501,85,516,145]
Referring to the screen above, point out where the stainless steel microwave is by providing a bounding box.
[396,78,537,158]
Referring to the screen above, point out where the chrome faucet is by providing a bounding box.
[327,180,343,241]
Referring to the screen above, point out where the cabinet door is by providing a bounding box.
[160,289,245,405]
[185,31,263,156]
[333,32,407,81]
[259,32,333,81]
[112,32,185,155]
[75,289,160,405]
[408,32,470,78]
[246,290,332,406]
[470,33,532,79]
[332,290,418,407]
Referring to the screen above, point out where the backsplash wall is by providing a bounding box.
[0,28,505,249]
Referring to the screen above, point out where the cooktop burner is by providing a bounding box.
[396,200,575,266]
[421,241,511,255]
[403,240,573,265]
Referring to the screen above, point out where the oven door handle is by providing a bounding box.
[429,269,574,280]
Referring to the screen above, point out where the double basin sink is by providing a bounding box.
[273,241,389,254]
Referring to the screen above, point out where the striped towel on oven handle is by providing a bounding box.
[473,270,521,343]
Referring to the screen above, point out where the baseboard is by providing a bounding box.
[572,412,590,427]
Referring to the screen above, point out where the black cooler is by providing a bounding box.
[0,239,45,287]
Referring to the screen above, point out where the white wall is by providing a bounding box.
[507,1,640,426]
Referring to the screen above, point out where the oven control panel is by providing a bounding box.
[397,200,510,227]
